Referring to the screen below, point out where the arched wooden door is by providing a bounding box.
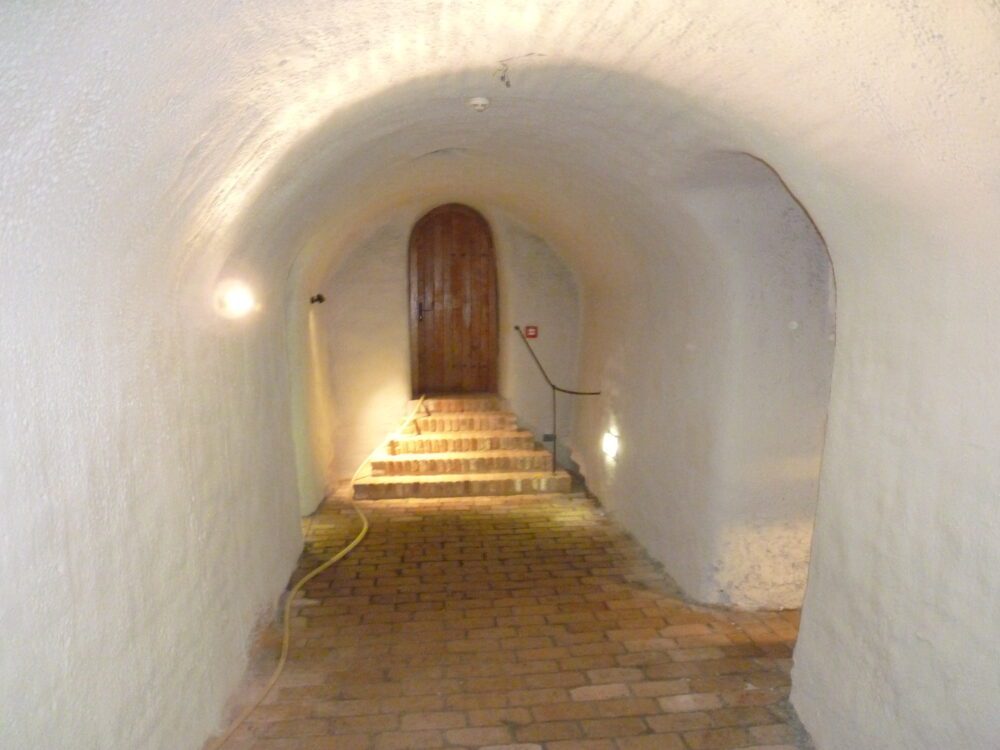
[409,204,499,395]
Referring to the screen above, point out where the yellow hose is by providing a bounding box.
[208,395,427,749]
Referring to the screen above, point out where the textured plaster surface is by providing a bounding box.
[2,2,998,749]
[311,206,580,491]
[573,151,836,611]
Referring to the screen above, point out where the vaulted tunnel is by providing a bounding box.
[3,4,998,749]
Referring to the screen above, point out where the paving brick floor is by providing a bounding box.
[219,494,813,750]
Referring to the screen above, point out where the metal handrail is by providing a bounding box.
[513,325,600,473]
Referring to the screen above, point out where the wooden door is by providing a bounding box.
[409,204,498,395]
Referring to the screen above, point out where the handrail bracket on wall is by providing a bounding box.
[513,325,601,473]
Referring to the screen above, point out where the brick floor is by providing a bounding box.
[216,493,813,750]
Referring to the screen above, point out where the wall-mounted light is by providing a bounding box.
[215,279,259,319]
[602,431,620,460]
[310,294,326,304]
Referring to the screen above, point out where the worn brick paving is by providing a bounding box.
[221,494,813,750]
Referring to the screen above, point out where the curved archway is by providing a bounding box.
[3,6,998,749]
[258,67,835,612]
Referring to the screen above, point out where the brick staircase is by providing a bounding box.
[353,394,572,500]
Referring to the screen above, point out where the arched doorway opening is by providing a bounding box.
[408,203,499,395]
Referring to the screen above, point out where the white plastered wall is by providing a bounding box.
[309,204,581,492]
[2,3,998,749]
[573,151,836,610]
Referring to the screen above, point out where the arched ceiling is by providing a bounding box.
[7,2,993,316]
[3,4,999,750]
[120,1,995,310]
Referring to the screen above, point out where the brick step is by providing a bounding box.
[403,411,518,434]
[414,394,501,413]
[353,470,572,500]
[371,449,554,476]
[389,430,537,455]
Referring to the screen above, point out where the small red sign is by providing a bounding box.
[524,325,538,339]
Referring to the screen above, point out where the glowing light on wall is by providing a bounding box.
[215,279,259,319]
[602,430,620,459]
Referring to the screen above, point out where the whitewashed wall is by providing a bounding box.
[1,3,997,749]
[311,206,580,489]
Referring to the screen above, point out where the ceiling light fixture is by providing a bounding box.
[467,96,491,112]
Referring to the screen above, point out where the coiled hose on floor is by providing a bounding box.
[208,395,427,749]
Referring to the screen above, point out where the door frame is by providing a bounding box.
[407,203,500,396]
